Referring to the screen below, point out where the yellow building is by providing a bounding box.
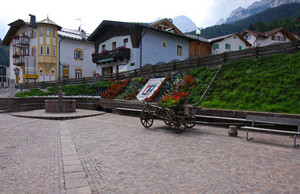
[2,15,95,84]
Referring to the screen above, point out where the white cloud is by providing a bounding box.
[0,0,258,39]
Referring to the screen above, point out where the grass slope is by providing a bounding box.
[201,52,300,114]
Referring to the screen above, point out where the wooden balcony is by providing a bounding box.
[92,48,130,64]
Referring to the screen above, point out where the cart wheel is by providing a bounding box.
[140,108,153,128]
[172,117,186,133]
[163,118,172,126]
[185,120,196,128]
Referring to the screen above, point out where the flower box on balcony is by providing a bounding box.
[13,53,20,58]
[116,46,126,51]
[101,50,108,54]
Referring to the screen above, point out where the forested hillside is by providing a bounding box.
[0,39,9,67]
[190,3,300,39]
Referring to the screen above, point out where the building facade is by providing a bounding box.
[2,15,95,84]
[241,28,297,47]
[59,28,95,79]
[209,33,252,55]
[88,19,191,76]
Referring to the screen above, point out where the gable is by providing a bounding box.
[149,18,185,37]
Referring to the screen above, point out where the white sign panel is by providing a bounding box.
[136,77,165,101]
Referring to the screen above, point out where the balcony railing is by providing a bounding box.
[92,48,130,64]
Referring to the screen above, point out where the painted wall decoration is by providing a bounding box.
[136,78,165,101]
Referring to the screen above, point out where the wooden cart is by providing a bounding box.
[140,102,197,133]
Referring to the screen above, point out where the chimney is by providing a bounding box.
[29,14,36,28]
[81,30,86,40]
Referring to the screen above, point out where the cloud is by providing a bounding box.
[0,0,258,39]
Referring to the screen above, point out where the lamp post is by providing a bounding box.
[196,29,201,57]
[196,29,201,44]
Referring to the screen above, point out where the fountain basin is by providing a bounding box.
[45,100,76,113]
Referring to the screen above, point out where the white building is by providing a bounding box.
[1,15,95,84]
[88,19,191,76]
[241,28,297,47]
[59,28,95,79]
[209,33,252,55]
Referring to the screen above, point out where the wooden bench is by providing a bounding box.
[241,115,300,147]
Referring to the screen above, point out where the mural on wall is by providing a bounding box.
[136,78,165,101]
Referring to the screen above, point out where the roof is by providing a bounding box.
[1,16,62,46]
[37,17,62,30]
[148,18,186,37]
[241,28,297,41]
[1,16,92,46]
[58,28,92,42]
[208,33,252,46]
[1,19,28,46]
[185,34,209,43]
[87,19,195,44]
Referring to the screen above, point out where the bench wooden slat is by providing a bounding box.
[116,108,142,112]
[196,115,247,122]
[246,115,300,125]
[241,126,300,135]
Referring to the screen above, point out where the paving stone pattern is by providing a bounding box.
[0,112,299,193]
[0,116,62,193]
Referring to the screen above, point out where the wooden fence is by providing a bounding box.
[19,40,300,90]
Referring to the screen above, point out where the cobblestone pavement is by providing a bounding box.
[0,112,300,193]
[68,114,300,193]
[0,115,62,193]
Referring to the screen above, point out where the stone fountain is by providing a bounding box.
[45,85,76,113]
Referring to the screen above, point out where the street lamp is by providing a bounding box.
[196,29,201,44]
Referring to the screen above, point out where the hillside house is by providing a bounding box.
[209,33,252,55]
[241,28,297,47]
[88,18,198,76]
[1,15,95,84]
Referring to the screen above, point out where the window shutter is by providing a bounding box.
[81,51,84,60]
[74,50,76,59]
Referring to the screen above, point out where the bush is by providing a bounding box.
[15,88,53,97]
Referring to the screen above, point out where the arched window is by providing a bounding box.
[39,68,44,82]
[50,68,55,81]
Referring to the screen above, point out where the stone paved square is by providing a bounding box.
[0,112,299,193]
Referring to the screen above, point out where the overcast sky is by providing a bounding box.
[0,0,257,39]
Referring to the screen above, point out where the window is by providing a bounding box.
[53,47,56,56]
[239,46,242,51]
[51,69,55,81]
[40,46,43,55]
[102,44,106,51]
[162,41,168,48]
[74,50,84,60]
[53,29,56,37]
[177,45,182,56]
[123,38,128,47]
[225,44,231,50]
[233,36,237,39]
[112,42,116,50]
[75,69,82,79]
[46,46,50,55]
[213,44,219,50]
[39,27,43,36]
[272,35,286,42]
[46,27,50,36]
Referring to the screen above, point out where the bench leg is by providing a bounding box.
[246,130,253,141]
[294,135,299,148]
